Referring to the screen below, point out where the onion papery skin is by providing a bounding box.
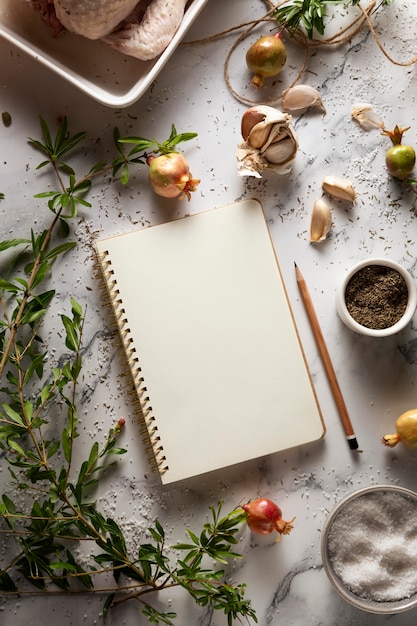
[147,153,200,200]
[246,35,287,87]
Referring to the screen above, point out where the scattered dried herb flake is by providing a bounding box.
[2,111,12,127]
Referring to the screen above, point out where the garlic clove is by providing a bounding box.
[247,120,276,150]
[322,175,356,202]
[238,105,299,176]
[351,102,384,130]
[282,85,326,114]
[262,137,297,165]
[310,198,332,242]
[241,105,289,141]
[241,108,268,141]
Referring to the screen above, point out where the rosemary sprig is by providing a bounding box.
[0,117,255,625]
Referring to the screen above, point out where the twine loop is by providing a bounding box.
[182,0,417,106]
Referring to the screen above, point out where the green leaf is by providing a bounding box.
[88,160,107,175]
[118,136,156,151]
[141,605,177,625]
[34,160,51,170]
[185,529,200,545]
[65,551,94,589]
[2,403,25,426]
[46,440,60,459]
[23,353,46,386]
[30,260,50,289]
[34,191,60,199]
[0,278,22,293]
[59,218,70,237]
[1,495,21,531]
[20,308,46,326]
[102,593,115,620]
[18,290,55,326]
[24,400,33,423]
[71,354,82,379]
[43,241,77,263]
[62,428,72,463]
[61,314,78,352]
[0,570,18,592]
[40,383,54,405]
[0,239,30,252]
[166,132,198,148]
[87,441,99,470]
[120,164,130,185]
[70,298,83,318]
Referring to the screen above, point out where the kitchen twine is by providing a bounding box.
[182,0,417,107]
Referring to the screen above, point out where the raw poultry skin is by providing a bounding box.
[104,0,188,60]
[27,0,189,61]
[54,0,142,40]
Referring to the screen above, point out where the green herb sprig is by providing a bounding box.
[274,0,395,39]
[0,117,256,625]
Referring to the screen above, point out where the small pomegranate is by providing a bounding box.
[242,497,295,541]
[246,33,287,88]
[147,153,200,200]
[382,409,417,449]
[383,125,416,181]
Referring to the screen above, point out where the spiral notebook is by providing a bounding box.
[95,198,325,484]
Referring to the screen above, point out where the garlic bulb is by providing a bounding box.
[322,175,356,202]
[310,198,332,242]
[351,102,384,130]
[282,85,326,115]
[237,105,299,177]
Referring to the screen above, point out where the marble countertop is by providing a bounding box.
[1,1,417,624]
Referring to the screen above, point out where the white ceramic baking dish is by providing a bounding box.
[0,0,208,108]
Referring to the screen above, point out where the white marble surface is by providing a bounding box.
[1,1,417,624]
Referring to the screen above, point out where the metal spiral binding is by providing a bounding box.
[95,250,169,476]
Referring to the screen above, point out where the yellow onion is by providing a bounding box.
[147,153,200,201]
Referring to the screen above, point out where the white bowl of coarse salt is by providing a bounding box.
[321,485,417,614]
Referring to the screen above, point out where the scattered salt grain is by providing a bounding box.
[328,491,417,602]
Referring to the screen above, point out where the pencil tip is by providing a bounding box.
[294,262,297,268]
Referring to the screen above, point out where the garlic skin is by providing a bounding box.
[237,105,299,177]
[322,175,356,202]
[282,85,326,115]
[310,198,332,242]
[351,102,384,131]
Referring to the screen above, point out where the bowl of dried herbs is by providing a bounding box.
[336,258,417,337]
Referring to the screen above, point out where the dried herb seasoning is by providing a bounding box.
[345,265,408,329]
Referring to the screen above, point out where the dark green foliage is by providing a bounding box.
[0,117,254,625]
[274,0,394,39]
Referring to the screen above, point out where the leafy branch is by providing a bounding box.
[0,117,255,624]
[274,0,395,39]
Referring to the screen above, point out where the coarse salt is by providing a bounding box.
[327,491,417,602]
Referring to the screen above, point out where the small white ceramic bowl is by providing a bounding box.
[336,258,417,337]
[321,485,417,614]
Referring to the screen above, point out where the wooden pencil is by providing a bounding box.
[295,263,359,450]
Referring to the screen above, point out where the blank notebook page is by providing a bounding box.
[95,198,325,484]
